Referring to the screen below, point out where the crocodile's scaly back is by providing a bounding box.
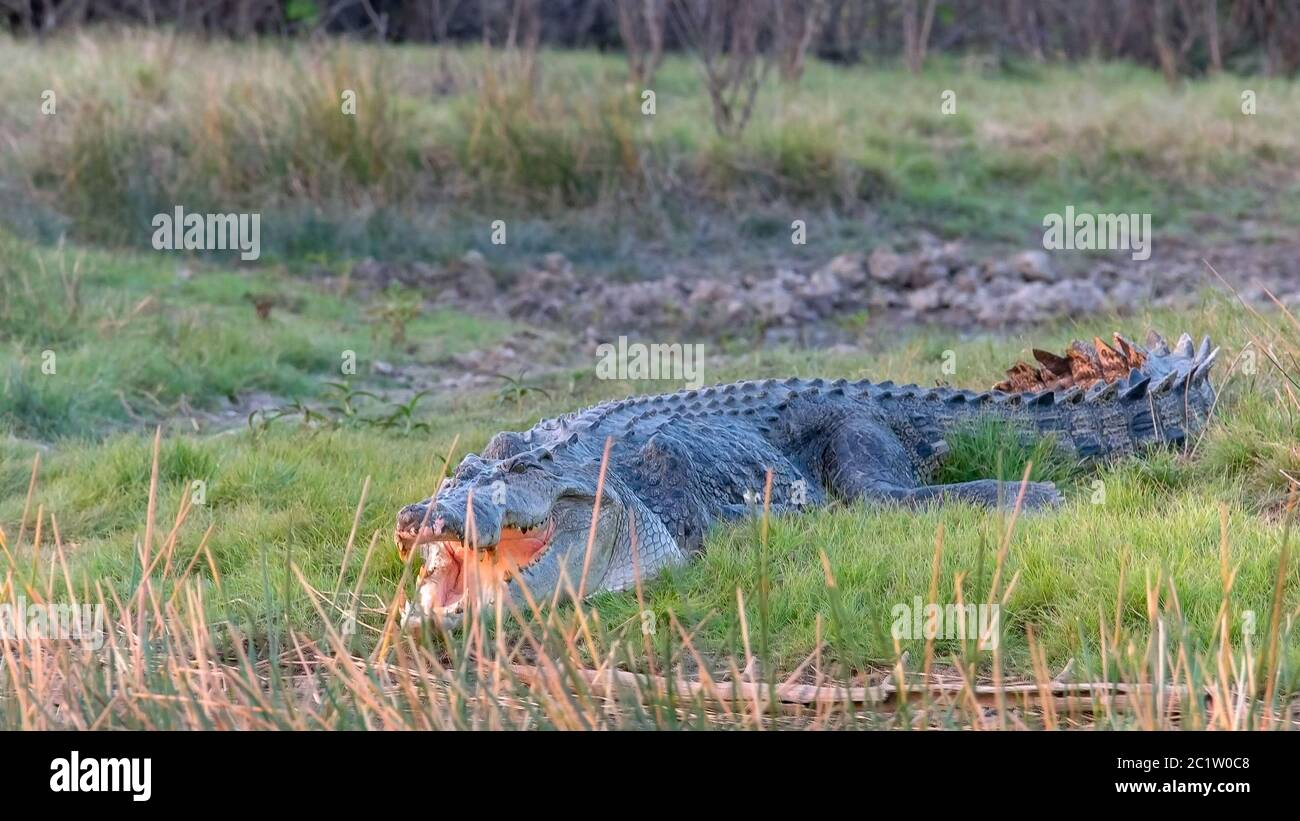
[512,329,1216,474]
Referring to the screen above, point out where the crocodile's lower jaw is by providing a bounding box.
[405,521,556,626]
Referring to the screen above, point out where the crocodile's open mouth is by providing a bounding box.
[400,520,556,621]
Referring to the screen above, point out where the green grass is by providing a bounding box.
[0,231,511,438]
[929,417,1078,487]
[3,230,1297,686]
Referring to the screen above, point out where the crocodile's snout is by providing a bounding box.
[395,455,635,635]
[396,502,430,534]
[395,502,429,559]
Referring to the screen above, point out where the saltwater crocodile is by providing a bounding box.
[396,330,1218,631]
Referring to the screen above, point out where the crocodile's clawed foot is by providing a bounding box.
[904,478,1063,510]
[960,479,1063,510]
[1017,480,1064,511]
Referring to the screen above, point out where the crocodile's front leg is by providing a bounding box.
[823,413,1062,510]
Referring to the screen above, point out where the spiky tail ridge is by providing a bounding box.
[867,331,1219,468]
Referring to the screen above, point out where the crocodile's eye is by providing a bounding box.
[509,461,529,474]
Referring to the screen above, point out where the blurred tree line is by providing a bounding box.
[4,0,1298,80]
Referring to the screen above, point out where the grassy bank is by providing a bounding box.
[3,282,1298,726]
[2,31,1298,728]
[3,219,1297,690]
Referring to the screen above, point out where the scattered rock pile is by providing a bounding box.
[349,236,1300,344]
[350,251,499,304]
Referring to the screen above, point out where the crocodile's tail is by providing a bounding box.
[869,330,1219,468]
[990,330,1219,460]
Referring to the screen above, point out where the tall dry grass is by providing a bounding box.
[2,430,1295,730]
[6,29,1298,251]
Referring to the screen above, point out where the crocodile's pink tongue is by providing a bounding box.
[418,524,555,613]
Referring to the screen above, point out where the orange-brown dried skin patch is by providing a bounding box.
[993,333,1147,393]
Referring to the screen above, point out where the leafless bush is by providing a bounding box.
[821,0,873,63]
[775,0,828,82]
[1150,0,1207,86]
[615,0,666,86]
[6,1,1300,80]
[671,0,776,137]
[407,0,465,41]
[480,0,542,89]
[902,0,937,73]
[1234,0,1300,76]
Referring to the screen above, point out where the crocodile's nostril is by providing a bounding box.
[397,503,428,529]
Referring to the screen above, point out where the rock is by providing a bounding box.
[507,262,582,323]
[1238,283,1270,304]
[688,279,735,304]
[1105,279,1146,310]
[868,246,905,284]
[869,286,905,309]
[688,279,748,326]
[907,283,948,312]
[1004,279,1105,323]
[936,241,966,268]
[980,276,1020,298]
[974,291,1014,325]
[750,278,797,324]
[1090,262,1121,285]
[763,325,802,346]
[1012,250,1056,282]
[542,252,572,275]
[800,268,843,300]
[981,257,1016,282]
[952,267,982,293]
[821,253,867,286]
[944,301,976,327]
[456,267,498,302]
[912,261,950,288]
[798,268,848,318]
[1049,279,1106,314]
[917,240,964,272]
[912,230,941,249]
